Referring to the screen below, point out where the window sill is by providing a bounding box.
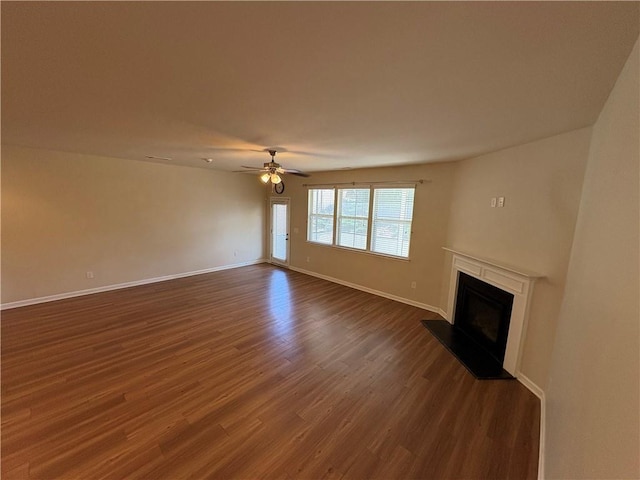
[306,240,411,262]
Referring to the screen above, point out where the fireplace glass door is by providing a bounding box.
[454,272,514,364]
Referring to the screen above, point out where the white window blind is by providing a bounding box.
[336,188,370,250]
[307,188,335,244]
[371,188,415,258]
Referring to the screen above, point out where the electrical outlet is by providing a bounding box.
[491,197,497,208]
[234,250,238,257]
[411,281,417,289]
[306,256,311,263]
[86,271,94,279]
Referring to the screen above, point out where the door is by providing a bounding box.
[270,198,290,266]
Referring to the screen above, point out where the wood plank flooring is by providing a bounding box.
[1,264,540,479]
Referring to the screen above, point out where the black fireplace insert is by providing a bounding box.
[454,272,514,364]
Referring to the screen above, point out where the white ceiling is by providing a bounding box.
[2,2,638,173]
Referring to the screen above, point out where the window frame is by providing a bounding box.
[335,188,371,251]
[306,184,416,260]
[307,188,336,246]
[370,187,415,258]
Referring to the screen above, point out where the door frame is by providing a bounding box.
[269,197,290,267]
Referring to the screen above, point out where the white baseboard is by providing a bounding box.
[517,372,545,480]
[288,265,441,314]
[438,308,448,320]
[517,372,544,399]
[1,259,267,310]
[538,393,546,480]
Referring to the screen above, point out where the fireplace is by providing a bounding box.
[454,272,514,365]
[443,248,542,377]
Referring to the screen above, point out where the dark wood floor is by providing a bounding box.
[1,264,539,479]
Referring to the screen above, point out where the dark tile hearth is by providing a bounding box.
[421,320,514,380]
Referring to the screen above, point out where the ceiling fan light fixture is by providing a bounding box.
[240,148,308,182]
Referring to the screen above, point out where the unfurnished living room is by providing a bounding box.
[1,2,638,479]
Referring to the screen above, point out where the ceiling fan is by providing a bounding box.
[236,149,310,184]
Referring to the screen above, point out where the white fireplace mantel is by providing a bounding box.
[443,247,543,376]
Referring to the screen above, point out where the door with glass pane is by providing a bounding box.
[270,198,290,266]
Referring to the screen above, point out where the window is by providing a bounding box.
[336,188,370,250]
[307,185,416,258]
[307,189,335,245]
[371,188,415,257]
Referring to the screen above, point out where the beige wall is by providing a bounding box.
[545,39,639,479]
[1,145,265,304]
[275,162,456,310]
[441,127,591,387]
[277,129,590,389]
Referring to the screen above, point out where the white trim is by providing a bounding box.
[516,372,544,399]
[437,308,448,320]
[269,197,290,267]
[288,265,440,314]
[442,247,543,278]
[305,240,411,262]
[538,394,546,480]
[445,250,542,376]
[1,259,267,310]
[516,372,545,480]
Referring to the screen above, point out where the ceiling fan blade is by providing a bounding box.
[235,150,312,178]
[240,165,266,170]
[285,170,311,177]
